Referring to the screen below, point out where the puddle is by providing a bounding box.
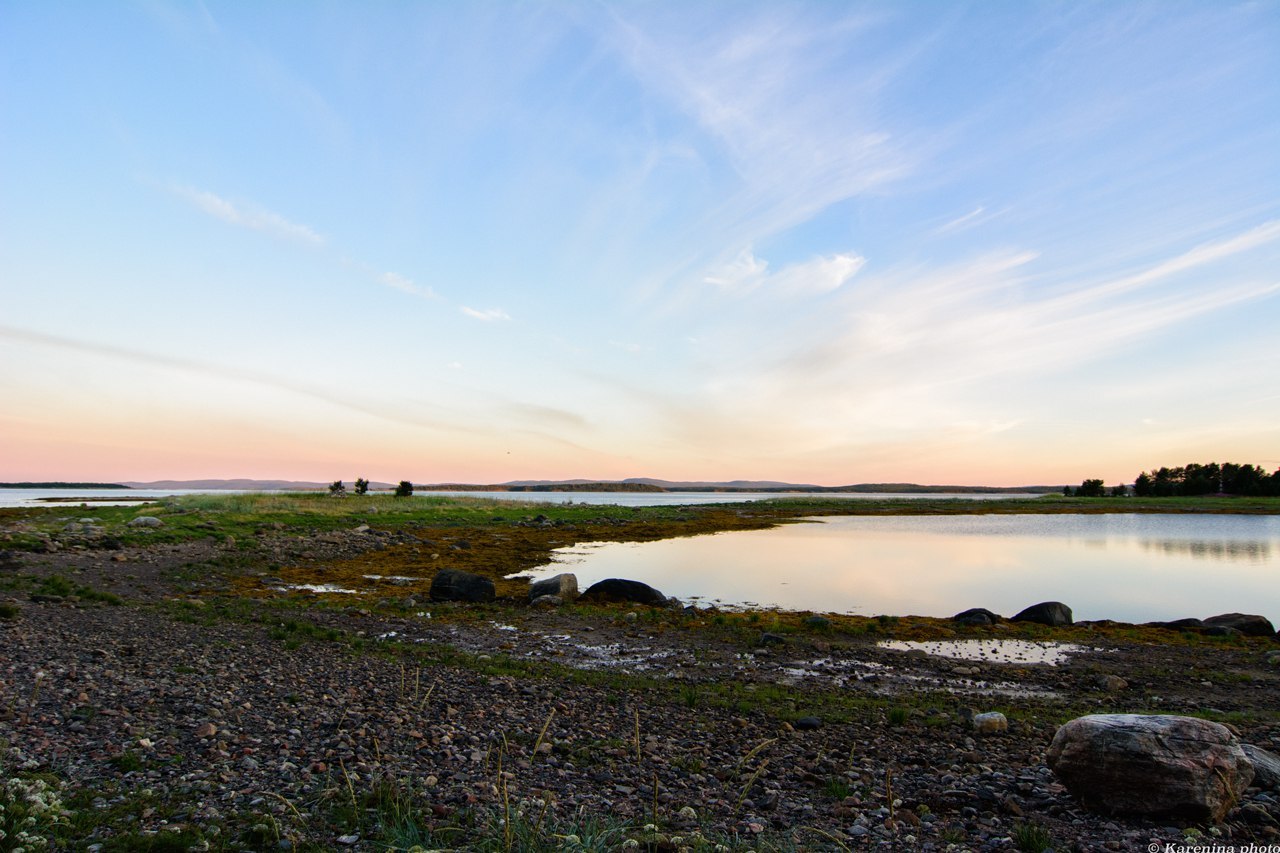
[275,583,364,594]
[877,639,1085,666]
[775,655,1058,697]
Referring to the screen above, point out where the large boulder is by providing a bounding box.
[429,569,495,603]
[581,578,668,606]
[1046,714,1254,822]
[953,607,1002,626]
[1011,601,1073,627]
[529,573,578,602]
[128,516,164,528]
[1146,617,1206,631]
[1203,613,1276,637]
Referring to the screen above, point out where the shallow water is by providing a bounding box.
[878,639,1085,665]
[531,513,1280,624]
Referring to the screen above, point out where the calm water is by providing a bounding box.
[0,488,231,508]
[530,513,1280,624]
[0,488,1044,509]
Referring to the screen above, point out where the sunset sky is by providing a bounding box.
[2,1,1278,486]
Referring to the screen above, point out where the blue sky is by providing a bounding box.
[2,1,1278,485]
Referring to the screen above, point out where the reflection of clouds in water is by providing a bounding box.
[1136,539,1270,562]
[529,515,1280,622]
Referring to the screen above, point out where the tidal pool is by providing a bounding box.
[530,513,1280,624]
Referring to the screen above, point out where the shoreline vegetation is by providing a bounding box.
[2,492,1278,850]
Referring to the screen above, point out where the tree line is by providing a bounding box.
[1064,461,1280,497]
[1131,462,1280,497]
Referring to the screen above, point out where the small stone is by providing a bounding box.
[1097,675,1128,692]
[794,716,822,731]
[196,722,217,738]
[336,835,360,845]
[972,712,1009,734]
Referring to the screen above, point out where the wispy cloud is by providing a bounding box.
[704,249,865,297]
[172,185,323,246]
[460,306,511,322]
[0,323,462,434]
[933,205,1010,235]
[637,219,1280,458]
[595,6,914,301]
[380,272,435,299]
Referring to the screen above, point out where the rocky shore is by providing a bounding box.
[2,504,1279,851]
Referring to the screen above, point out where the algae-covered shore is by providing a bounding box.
[2,493,1278,851]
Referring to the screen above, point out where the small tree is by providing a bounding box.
[1062,485,1074,497]
[354,477,369,495]
[1076,478,1105,498]
[1110,483,1128,497]
[394,480,414,498]
[328,479,346,496]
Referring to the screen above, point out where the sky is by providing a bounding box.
[2,1,1278,487]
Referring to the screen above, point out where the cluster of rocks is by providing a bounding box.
[429,569,674,611]
[952,600,1279,642]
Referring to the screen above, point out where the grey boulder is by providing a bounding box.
[128,516,164,528]
[1243,744,1280,790]
[953,607,1002,626]
[429,569,495,603]
[581,578,668,606]
[529,573,578,602]
[1046,713,1254,822]
[1011,601,1072,627]
[1203,613,1276,637]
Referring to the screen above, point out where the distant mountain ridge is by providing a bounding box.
[116,478,1061,493]
[122,479,394,491]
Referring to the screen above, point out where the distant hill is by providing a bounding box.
[0,482,129,489]
[123,479,390,491]
[102,477,1061,494]
[623,478,824,490]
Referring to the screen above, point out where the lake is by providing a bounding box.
[528,513,1280,625]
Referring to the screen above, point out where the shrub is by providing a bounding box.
[1,773,69,849]
[394,481,414,498]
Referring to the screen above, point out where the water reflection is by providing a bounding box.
[534,513,1280,624]
[878,639,1085,666]
[1137,538,1270,562]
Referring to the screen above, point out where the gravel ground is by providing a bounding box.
[2,536,1279,851]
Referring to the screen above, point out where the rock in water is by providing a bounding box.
[1046,714,1254,821]
[429,569,495,603]
[953,607,1002,626]
[580,578,667,606]
[1203,613,1276,637]
[529,573,578,602]
[1011,601,1073,626]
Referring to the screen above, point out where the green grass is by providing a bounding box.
[5,490,1278,555]
[1012,821,1054,853]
